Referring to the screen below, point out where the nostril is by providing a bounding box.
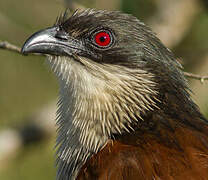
[55,31,68,41]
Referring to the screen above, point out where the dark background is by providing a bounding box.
[0,0,208,179]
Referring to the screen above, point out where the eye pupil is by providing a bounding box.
[94,31,112,47]
[99,36,106,42]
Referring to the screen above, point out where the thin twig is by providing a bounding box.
[0,41,21,54]
[184,72,208,83]
[0,41,45,56]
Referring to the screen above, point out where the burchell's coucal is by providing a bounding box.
[21,9,208,180]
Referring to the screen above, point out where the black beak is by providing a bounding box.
[21,27,83,56]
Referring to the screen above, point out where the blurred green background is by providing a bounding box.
[0,0,208,179]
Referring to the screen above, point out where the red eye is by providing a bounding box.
[94,31,112,47]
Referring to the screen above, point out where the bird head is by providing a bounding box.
[22,9,152,65]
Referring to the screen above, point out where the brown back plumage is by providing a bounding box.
[78,120,208,180]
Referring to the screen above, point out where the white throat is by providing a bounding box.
[47,55,158,180]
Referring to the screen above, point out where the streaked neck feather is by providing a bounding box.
[47,56,158,180]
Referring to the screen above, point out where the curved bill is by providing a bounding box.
[21,27,83,56]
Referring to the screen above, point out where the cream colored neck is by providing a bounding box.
[47,55,158,180]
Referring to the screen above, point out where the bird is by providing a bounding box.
[21,9,208,180]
